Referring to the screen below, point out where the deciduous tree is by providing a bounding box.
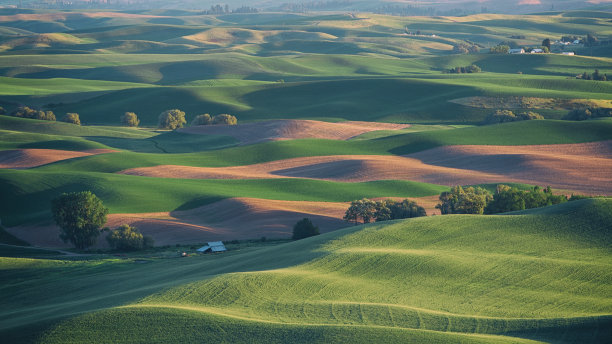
[292,218,320,240]
[158,109,186,130]
[121,112,140,127]
[51,191,108,250]
[63,113,81,125]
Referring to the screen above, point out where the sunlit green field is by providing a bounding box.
[2,199,610,343]
[1,8,611,344]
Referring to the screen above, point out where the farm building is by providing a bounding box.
[197,241,227,253]
[531,48,544,54]
[509,48,525,54]
[562,52,575,56]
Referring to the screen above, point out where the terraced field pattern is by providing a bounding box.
[0,7,611,344]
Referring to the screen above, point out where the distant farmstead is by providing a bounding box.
[531,48,544,54]
[197,241,227,253]
[562,52,575,56]
[509,48,525,54]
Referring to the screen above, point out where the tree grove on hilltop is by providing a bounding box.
[158,109,186,130]
[121,112,140,127]
[11,106,56,121]
[63,113,81,125]
[344,198,426,224]
[212,114,238,125]
[51,191,109,249]
[436,186,492,215]
[192,113,212,126]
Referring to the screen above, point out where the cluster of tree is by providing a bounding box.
[436,185,572,215]
[63,113,81,125]
[452,43,479,54]
[564,107,612,121]
[203,4,258,14]
[106,224,154,250]
[292,218,320,240]
[121,112,140,127]
[489,44,510,54]
[191,113,238,126]
[436,186,492,215]
[10,106,56,121]
[52,191,153,250]
[344,198,426,224]
[9,106,81,125]
[579,70,609,81]
[483,110,543,125]
[448,64,481,74]
[484,185,567,214]
[158,109,186,130]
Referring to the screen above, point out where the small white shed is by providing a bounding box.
[197,241,227,253]
[509,48,525,54]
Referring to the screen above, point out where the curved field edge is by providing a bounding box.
[31,119,612,173]
[37,199,612,344]
[0,170,448,226]
[41,306,597,344]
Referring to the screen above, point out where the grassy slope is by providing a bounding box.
[27,119,612,173]
[1,52,610,124]
[2,199,609,343]
[0,170,448,226]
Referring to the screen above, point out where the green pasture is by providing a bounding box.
[24,119,612,173]
[1,199,609,343]
[0,169,449,226]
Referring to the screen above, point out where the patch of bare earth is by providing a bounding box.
[6,198,357,248]
[120,141,612,195]
[178,119,410,144]
[0,149,116,169]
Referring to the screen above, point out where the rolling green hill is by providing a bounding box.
[2,199,610,343]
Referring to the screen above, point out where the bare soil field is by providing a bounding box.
[120,141,612,195]
[0,148,116,169]
[6,198,350,247]
[179,119,410,144]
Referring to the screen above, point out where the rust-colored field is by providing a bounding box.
[6,198,351,247]
[120,141,612,195]
[179,119,410,144]
[0,148,116,169]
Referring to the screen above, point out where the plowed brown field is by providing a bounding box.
[0,149,116,169]
[120,141,612,195]
[179,119,410,144]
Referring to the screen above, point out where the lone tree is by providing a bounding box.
[121,112,140,127]
[292,218,320,240]
[51,191,109,249]
[158,109,186,129]
[542,38,551,50]
[107,224,154,251]
[192,113,212,126]
[63,113,81,125]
